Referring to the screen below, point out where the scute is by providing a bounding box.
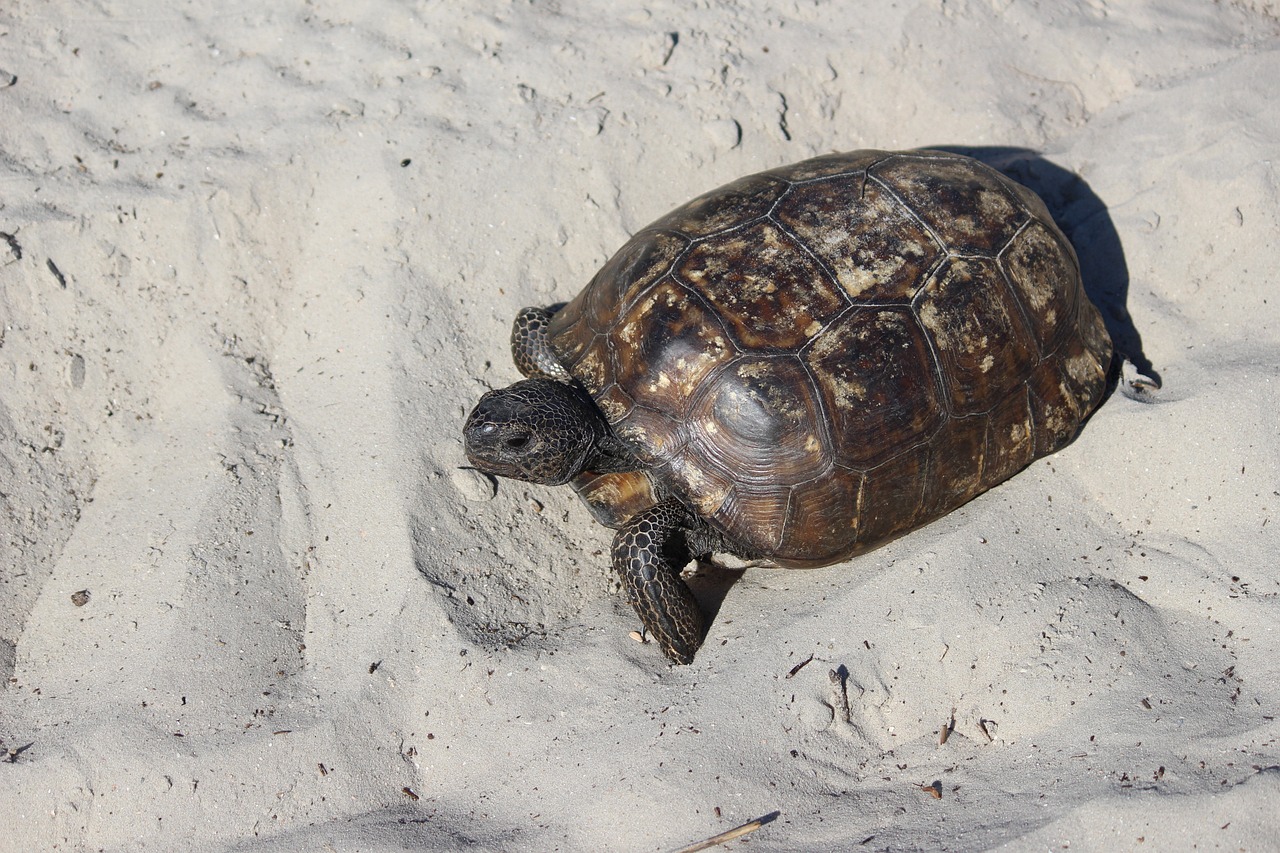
[981,388,1037,486]
[857,446,929,549]
[914,257,1037,416]
[871,153,1027,255]
[608,278,737,413]
[660,446,735,519]
[920,415,987,518]
[773,470,865,564]
[613,403,687,467]
[762,149,885,183]
[652,173,788,238]
[711,484,793,557]
[686,356,828,487]
[803,306,945,470]
[677,221,846,350]
[998,219,1080,357]
[776,174,943,302]
[548,149,1112,566]
[551,230,688,343]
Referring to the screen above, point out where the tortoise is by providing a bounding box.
[463,149,1112,665]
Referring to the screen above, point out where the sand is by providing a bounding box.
[2,1,1278,850]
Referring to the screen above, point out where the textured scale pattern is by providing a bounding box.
[511,306,572,382]
[611,499,705,664]
[547,149,1112,567]
[465,377,604,485]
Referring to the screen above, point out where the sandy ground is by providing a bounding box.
[2,1,1279,850]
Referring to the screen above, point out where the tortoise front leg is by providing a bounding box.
[511,306,571,382]
[612,498,706,664]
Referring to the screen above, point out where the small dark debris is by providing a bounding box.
[47,258,67,288]
[71,589,90,607]
[1,232,21,262]
[940,708,956,745]
[786,654,814,678]
[661,32,679,66]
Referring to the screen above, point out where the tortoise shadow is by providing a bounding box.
[686,561,746,627]
[932,145,1157,386]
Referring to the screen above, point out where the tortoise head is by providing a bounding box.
[463,378,606,486]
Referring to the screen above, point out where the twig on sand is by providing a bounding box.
[669,810,781,853]
[939,707,956,745]
[786,654,814,678]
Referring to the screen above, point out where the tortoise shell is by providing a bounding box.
[546,149,1112,567]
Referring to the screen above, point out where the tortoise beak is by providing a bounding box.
[463,396,533,479]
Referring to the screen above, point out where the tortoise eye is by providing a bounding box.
[505,434,531,450]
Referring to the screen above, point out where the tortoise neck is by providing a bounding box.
[556,380,640,476]
[586,432,641,475]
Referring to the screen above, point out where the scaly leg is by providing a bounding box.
[612,498,705,664]
[511,306,571,382]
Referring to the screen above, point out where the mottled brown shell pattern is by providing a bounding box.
[548,150,1112,567]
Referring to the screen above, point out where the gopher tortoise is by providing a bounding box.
[463,149,1112,664]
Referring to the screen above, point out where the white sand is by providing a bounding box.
[2,1,1278,850]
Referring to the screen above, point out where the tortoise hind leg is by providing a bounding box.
[612,498,705,664]
[511,306,572,382]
